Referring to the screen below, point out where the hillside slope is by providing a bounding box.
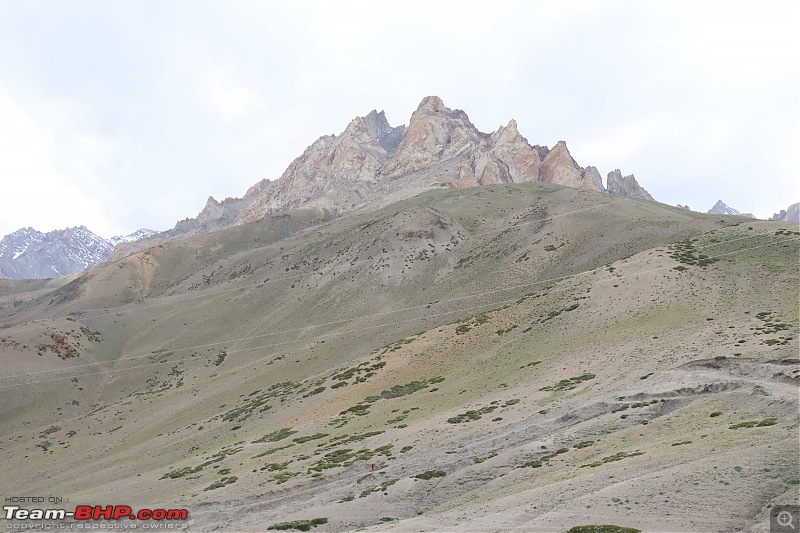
[0,183,797,532]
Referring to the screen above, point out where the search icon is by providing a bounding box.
[778,510,795,529]
[773,506,800,533]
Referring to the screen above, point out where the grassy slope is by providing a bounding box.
[0,183,797,532]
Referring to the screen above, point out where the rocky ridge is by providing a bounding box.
[165,96,652,238]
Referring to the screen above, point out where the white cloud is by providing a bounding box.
[188,52,262,123]
[0,90,114,236]
[0,0,797,237]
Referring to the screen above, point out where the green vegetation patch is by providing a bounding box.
[292,433,329,444]
[581,450,644,468]
[253,443,295,458]
[309,443,393,473]
[519,447,570,468]
[447,405,499,424]
[340,377,444,416]
[414,470,446,480]
[221,380,302,417]
[669,238,719,268]
[729,418,778,429]
[332,360,386,384]
[161,445,243,479]
[320,431,384,450]
[540,373,596,392]
[567,526,641,533]
[302,387,326,398]
[203,476,237,491]
[253,428,297,444]
[537,303,581,324]
[359,478,398,498]
[260,462,291,472]
[213,350,227,366]
[612,401,655,413]
[39,426,61,438]
[267,518,328,531]
[272,471,301,484]
[376,337,417,356]
[161,465,203,479]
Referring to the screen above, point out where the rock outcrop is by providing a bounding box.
[163,96,652,238]
[606,170,654,201]
[770,202,799,222]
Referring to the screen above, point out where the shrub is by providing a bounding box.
[567,526,641,533]
[729,418,777,429]
[267,518,328,531]
[414,470,446,480]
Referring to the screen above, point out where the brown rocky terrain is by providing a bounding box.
[0,183,796,532]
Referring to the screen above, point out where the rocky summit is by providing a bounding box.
[163,96,651,240]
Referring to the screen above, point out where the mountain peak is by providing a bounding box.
[360,109,406,153]
[416,95,446,112]
[607,170,654,201]
[539,141,595,190]
[706,199,755,218]
[363,109,389,128]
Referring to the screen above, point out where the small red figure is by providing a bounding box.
[371,463,375,470]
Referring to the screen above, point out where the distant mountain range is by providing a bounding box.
[702,199,799,222]
[3,96,797,279]
[0,227,156,280]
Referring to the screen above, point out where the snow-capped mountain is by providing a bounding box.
[0,226,158,279]
[109,228,159,246]
[706,200,755,219]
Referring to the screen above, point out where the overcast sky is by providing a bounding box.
[0,1,797,238]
